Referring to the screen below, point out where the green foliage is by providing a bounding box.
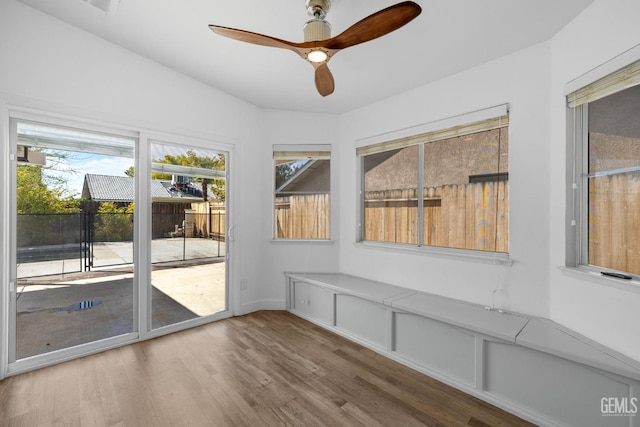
[17,165,81,214]
[158,150,224,170]
[93,202,134,242]
[17,213,82,248]
[16,160,82,247]
[151,172,172,180]
[275,161,305,189]
[127,165,172,181]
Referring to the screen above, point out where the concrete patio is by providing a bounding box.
[14,239,226,360]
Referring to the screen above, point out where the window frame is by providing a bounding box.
[355,106,511,265]
[570,87,640,281]
[4,106,235,375]
[565,49,640,284]
[272,144,332,242]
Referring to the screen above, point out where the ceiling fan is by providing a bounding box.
[209,1,422,97]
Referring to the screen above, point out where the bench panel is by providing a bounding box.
[485,341,633,427]
[394,312,476,386]
[336,294,388,348]
[291,280,333,325]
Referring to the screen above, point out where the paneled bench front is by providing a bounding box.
[285,272,640,427]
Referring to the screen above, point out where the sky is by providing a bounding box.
[45,151,134,198]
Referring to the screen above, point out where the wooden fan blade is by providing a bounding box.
[209,25,303,53]
[323,1,421,50]
[314,63,335,97]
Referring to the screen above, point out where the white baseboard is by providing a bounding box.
[238,299,286,315]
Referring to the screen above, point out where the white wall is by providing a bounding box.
[548,0,640,361]
[252,109,340,311]
[334,0,640,362]
[0,1,250,140]
[0,0,257,319]
[0,1,341,320]
[338,43,553,318]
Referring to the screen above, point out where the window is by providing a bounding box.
[358,112,509,253]
[569,60,640,277]
[273,145,331,240]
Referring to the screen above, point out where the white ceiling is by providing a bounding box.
[17,0,594,114]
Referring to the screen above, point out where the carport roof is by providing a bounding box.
[82,174,203,202]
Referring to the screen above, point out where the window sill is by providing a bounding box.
[270,239,335,245]
[558,266,640,294]
[354,241,512,266]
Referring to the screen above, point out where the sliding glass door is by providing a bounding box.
[8,116,230,370]
[10,119,136,361]
[149,141,227,330]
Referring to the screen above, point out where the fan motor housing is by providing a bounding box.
[304,19,331,42]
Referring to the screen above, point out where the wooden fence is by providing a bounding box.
[151,202,194,239]
[589,172,640,275]
[192,202,226,241]
[275,194,330,239]
[364,181,509,252]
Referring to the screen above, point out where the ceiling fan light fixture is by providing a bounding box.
[208,1,422,96]
[307,49,328,63]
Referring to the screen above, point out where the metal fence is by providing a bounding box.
[16,211,226,276]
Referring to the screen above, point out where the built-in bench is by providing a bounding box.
[285,272,640,427]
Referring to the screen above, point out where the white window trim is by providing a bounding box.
[272,144,333,242]
[566,49,640,288]
[565,42,640,100]
[354,104,509,150]
[568,105,640,286]
[559,266,640,295]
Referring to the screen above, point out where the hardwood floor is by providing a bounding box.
[0,311,536,426]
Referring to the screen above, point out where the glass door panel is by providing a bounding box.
[12,120,136,360]
[149,142,227,330]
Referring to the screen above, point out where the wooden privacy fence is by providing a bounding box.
[589,172,640,275]
[364,181,509,252]
[191,202,226,241]
[275,194,330,239]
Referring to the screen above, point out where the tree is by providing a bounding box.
[126,165,171,180]
[17,165,81,214]
[16,164,82,247]
[275,161,305,189]
[154,150,226,202]
[93,202,134,242]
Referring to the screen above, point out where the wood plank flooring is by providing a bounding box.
[0,311,537,426]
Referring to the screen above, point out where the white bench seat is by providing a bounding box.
[515,318,640,382]
[286,272,640,427]
[289,272,413,304]
[390,291,529,343]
